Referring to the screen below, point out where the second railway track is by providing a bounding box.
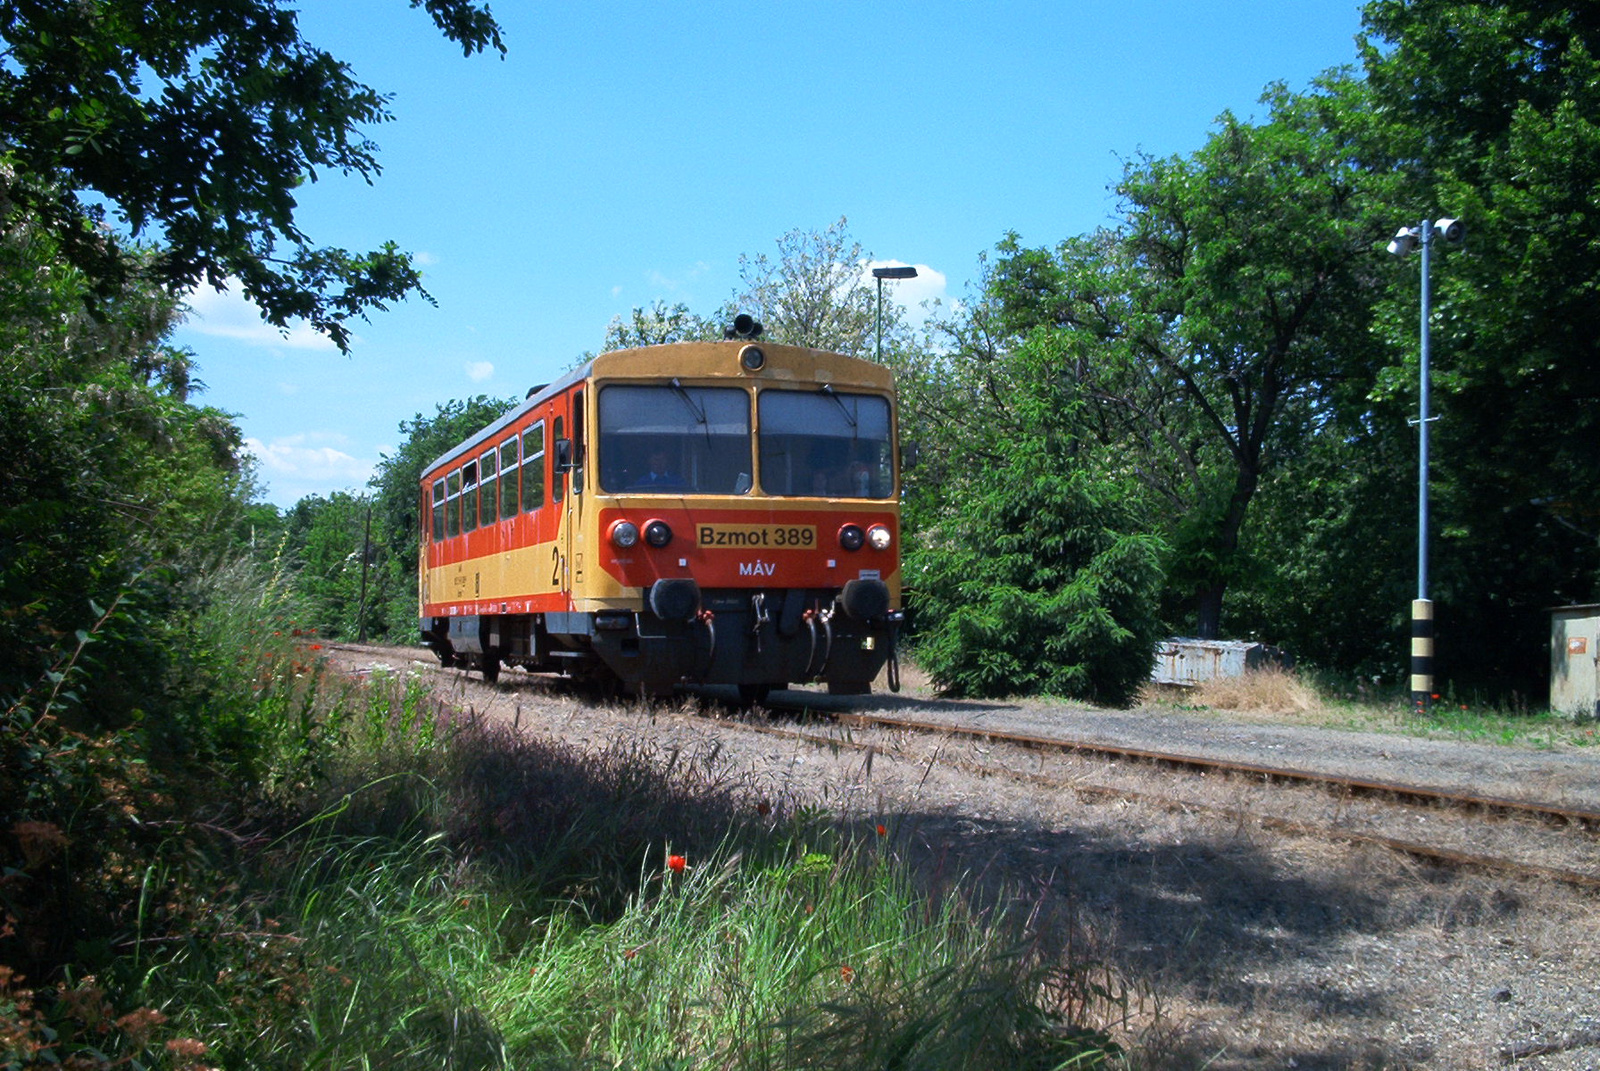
[746,695,1600,892]
[802,706,1600,834]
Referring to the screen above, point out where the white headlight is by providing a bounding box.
[610,520,640,549]
[867,525,892,551]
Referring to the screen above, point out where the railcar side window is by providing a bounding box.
[597,384,752,494]
[499,438,519,517]
[480,449,498,526]
[758,389,893,498]
[431,479,446,542]
[445,470,462,538]
[462,460,479,533]
[521,420,546,512]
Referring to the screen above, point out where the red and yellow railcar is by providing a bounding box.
[418,320,902,699]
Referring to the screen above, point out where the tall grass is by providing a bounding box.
[196,672,1126,1069]
[3,547,1127,1068]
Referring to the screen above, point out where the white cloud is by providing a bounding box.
[412,250,439,267]
[182,279,341,351]
[244,433,373,502]
[646,260,712,292]
[465,360,495,382]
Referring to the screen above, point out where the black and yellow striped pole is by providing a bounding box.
[1411,598,1433,712]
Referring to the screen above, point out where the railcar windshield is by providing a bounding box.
[598,384,753,494]
[758,388,893,498]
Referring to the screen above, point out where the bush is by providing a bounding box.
[908,453,1165,706]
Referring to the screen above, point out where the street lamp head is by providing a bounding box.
[1387,226,1421,256]
[872,266,918,280]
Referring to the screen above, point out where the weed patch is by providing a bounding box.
[5,622,1126,1070]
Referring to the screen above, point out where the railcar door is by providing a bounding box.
[549,388,586,607]
[565,388,586,597]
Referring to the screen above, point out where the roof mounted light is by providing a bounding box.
[725,314,764,340]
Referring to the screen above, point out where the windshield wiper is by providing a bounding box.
[670,377,713,447]
[820,384,858,434]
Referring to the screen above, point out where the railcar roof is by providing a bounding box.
[420,340,892,479]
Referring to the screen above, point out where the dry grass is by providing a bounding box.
[1186,665,1322,715]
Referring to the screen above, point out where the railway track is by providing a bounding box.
[750,699,1600,892]
[743,711,1600,891]
[804,707,1600,834]
[327,645,1600,892]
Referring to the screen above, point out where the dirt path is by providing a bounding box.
[325,644,1600,1071]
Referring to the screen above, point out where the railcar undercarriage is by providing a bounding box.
[421,580,900,699]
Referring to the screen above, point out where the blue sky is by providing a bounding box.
[173,0,1370,507]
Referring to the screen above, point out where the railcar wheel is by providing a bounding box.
[574,663,624,700]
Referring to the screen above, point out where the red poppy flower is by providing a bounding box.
[756,801,771,816]
[667,854,687,873]
[875,824,887,837]
[840,965,856,983]
[310,644,322,651]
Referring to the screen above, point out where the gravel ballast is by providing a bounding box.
[326,645,1600,1071]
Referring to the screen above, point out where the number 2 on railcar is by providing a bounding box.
[417,317,902,700]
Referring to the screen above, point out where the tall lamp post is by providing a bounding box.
[872,265,917,362]
[1387,216,1464,712]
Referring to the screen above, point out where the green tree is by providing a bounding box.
[907,345,1166,705]
[986,77,1392,639]
[1360,0,1600,692]
[603,299,719,350]
[0,193,251,720]
[280,491,374,637]
[727,217,913,359]
[1223,426,1415,679]
[0,0,504,349]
